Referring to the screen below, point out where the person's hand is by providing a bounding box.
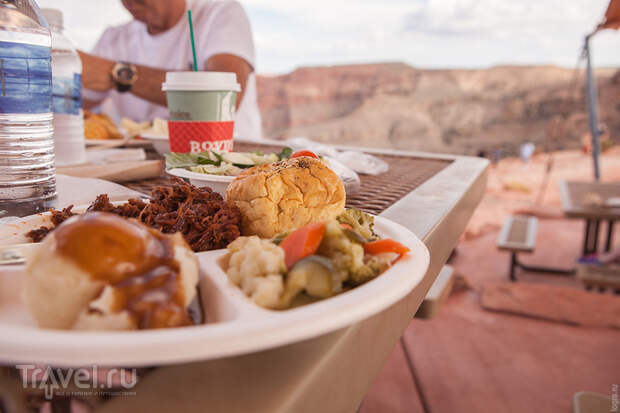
[78,51,115,91]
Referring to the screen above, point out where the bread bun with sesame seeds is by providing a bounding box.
[225,156,346,238]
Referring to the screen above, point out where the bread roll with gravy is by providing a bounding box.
[23,212,199,330]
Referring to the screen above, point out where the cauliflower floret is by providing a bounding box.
[246,275,284,308]
[318,220,381,285]
[318,220,368,282]
[226,236,286,309]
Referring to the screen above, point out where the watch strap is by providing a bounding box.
[115,82,133,93]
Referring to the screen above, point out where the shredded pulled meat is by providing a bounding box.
[26,206,76,242]
[25,178,242,252]
[87,195,146,218]
[140,181,242,251]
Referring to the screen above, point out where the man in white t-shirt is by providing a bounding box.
[80,0,262,140]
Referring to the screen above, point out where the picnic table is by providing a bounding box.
[3,141,489,412]
[104,141,488,413]
[559,180,620,254]
[559,180,620,292]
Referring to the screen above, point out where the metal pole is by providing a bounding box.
[584,34,601,181]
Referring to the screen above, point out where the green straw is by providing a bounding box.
[187,10,198,71]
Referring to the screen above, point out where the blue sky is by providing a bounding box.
[37,0,620,74]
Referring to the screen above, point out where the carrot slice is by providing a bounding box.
[363,239,410,256]
[280,222,326,270]
[291,150,319,159]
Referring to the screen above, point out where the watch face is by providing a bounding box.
[116,65,135,85]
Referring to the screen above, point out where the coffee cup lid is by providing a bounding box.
[162,71,241,92]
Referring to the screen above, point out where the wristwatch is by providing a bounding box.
[111,62,138,93]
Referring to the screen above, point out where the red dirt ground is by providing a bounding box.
[360,148,620,413]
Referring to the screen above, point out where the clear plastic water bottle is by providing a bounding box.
[0,0,54,217]
[41,8,85,167]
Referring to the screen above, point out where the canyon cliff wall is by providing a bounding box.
[257,63,620,155]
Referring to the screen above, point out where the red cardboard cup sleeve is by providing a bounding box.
[168,121,234,153]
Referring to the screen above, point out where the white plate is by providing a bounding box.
[166,168,235,195]
[139,133,168,140]
[0,210,429,367]
[140,133,170,155]
[85,139,124,147]
[85,138,153,149]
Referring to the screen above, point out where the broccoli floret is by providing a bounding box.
[337,208,377,241]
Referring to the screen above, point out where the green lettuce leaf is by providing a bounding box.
[165,151,222,169]
[277,147,293,160]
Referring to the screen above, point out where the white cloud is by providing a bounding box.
[404,0,603,37]
[247,0,620,73]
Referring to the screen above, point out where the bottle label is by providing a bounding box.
[0,40,52,114]
[52,73,82,115]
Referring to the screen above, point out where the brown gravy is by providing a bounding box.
[54,212,191,329]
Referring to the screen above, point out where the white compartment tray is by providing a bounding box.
[0,209,429,367]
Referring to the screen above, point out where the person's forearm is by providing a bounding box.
[79,51,167,107]
[130,64,167,106]
[79,51,251,110]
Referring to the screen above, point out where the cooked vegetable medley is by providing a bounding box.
[224,209,410,309]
